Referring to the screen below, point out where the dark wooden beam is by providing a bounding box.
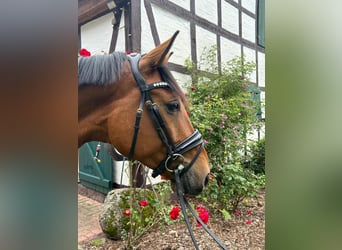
[78,0,128,25]
[78,0,109,25]
[109,9,123,53]
[190,0,197,64]
[144,0,160,46]
[130,0,142,53]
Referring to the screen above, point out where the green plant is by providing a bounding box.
[186,47,262,166]
[118,171,180,248]
[90,238,105,247]
[119,188,160,242]
[244,137,265,174]
[207,163,264,210]
[186,45,265,210]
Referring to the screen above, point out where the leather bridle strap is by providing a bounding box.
[127,53,204,179]
[128,53,176,160]
[151,133,203,178]
[146,100,175,156]
[175,169,229,250]
[175,168,200,250]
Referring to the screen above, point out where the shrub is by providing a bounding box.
[185,45,265,210]
[117,179,182,248]
[205,163,264,210]
[244,137,265,174]
[119,188,159,241]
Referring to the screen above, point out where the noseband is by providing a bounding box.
[127,53,204,179]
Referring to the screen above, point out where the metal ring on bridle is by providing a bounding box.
[165,154,185,172]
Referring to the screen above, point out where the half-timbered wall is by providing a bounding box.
[79,0,265,113]
[78,0,265,187]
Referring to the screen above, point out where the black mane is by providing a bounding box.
[78,52,128,86]
[78,52,188,107]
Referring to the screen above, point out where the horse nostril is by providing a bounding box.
[204,174,209,186]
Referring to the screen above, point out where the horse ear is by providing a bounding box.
[140,31,179,71]
[162,51,174,65]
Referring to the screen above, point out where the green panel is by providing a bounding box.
[258,0,265,47]
[79,142,113,194]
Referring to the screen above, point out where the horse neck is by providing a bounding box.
[78,84,117,147]
[78,60,137,148]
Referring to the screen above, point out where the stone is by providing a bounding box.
[99,188,155,240]
[169,230,178,237]
[99,188,129,240]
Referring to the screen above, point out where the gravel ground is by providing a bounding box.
[79,188,265,250]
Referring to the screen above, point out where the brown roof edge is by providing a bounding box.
[78,0,128,25]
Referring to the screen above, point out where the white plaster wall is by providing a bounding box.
[258,51,265,87]
[113,161,163,186]
[171,71,192,91]
[220,37,241,64]
[141,0,156,53]
[242,0,256,14]
[169,0,190,11]
[115,11,126,52]
[80,13,114,54]
[241,13,256,43]
[195,0,218,25]
[243,46,257,83]
[259,124,265,139]
[151,4,191,66]
[221,1,239,35]
[247,126,265,142]
[196,26,217,71]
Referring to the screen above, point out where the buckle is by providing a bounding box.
[165,154,185,172]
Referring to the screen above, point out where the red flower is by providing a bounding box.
[139,200,148,207]
[79,48,91,57]
[169,206,180,220]
[123,209,131,217]
[247,210,252,215]
[246,220,252,225]
[234,209,241,215]
[195,206,209,227]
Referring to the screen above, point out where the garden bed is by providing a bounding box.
[79,188,265,250]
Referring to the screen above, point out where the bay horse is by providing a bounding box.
[78,31,210,195]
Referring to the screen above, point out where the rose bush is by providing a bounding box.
[185,46,265,211]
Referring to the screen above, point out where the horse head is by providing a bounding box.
[78,31,210,195]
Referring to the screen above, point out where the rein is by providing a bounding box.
[127,53,228,249]
[127,53,203,178]
[175,168,229,250]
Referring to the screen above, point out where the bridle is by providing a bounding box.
[127,53,228,249]
[127,53,204,179]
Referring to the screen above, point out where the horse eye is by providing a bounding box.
[166,101,180,113]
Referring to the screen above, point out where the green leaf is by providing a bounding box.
[220,209,231,221]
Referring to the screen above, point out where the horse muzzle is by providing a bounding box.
[170,164,210,195]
